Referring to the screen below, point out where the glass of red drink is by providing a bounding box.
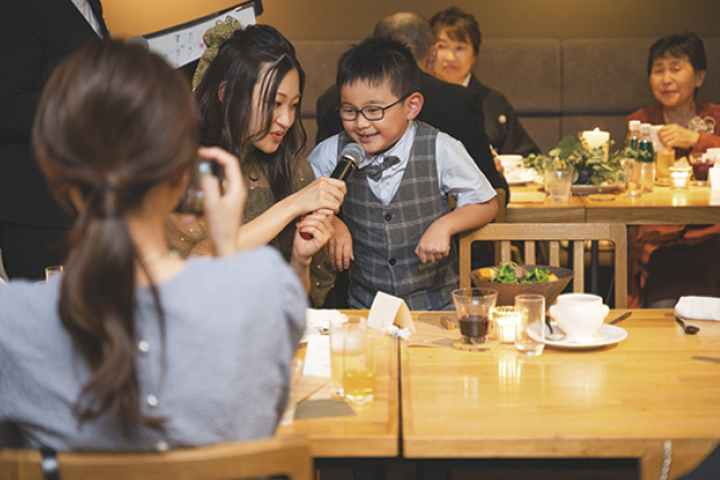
[689,153,716,183]
[452,288,499,345]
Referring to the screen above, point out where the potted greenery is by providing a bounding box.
[523,134,626,194]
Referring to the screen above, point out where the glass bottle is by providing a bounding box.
[636,123,655,192]
[628,120,641,150]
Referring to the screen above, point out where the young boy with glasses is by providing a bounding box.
[308,37,498,310]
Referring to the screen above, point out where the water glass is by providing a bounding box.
[452,288,498,345]
[544,167,574,202]
[514,294,545,356]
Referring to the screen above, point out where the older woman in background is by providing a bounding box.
[627,32,720,308]
[429,6,539,157]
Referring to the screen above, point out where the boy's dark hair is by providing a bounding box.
[430,6,482,56]
[336,36,420,100]
[647,32,706,76]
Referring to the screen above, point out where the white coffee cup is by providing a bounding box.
[497,154,523,174]
[549,293,609,341]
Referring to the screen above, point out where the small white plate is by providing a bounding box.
[528,321,628,350]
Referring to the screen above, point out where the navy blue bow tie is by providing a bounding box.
[365,156,401,181]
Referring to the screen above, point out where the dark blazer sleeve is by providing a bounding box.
[461,89,509,200]
[315,85,344,145]
[0,0,106,226]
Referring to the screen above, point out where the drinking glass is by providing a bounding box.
[341,319,375,405]
[514,294,545,356]
[45,265,64,282]
[279,358,304,426]
[622,158,642,197]
[329,316,348,396]
[544,167,574,202]
[452,288,498,345]
[655,149,674,186]
[689,153,716,183]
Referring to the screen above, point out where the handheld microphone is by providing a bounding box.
[330,143,364,181]
[299,143,364,240]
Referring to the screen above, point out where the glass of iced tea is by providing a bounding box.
[655,149,674,186]
[340,318,375,405]
[452,288,499,345]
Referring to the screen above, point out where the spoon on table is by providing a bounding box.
[675,315,700,334]
[545,315,565,341]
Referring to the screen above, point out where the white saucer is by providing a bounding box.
[505,168,541,185]
[528,321,627,350]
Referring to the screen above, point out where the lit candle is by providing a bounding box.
[670,166,691,189]
[492,306,521,343]
[582,128,610,150]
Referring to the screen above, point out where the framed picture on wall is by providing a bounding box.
[139,0,262,69]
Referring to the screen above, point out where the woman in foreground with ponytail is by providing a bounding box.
[0,39,306,451]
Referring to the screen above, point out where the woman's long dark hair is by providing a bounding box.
[32,39,198,436]
[195,24,306,201]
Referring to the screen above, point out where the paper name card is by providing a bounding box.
[366,292,415,333]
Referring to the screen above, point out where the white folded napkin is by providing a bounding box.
[301,308,347,342]
[675,296,720,321]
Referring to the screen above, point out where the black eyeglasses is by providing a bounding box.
[337,93,412,122]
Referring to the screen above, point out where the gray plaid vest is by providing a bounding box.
[338,122,458,310]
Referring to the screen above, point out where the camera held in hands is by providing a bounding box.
[175,159,222,215]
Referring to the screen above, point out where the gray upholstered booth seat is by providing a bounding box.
[294,37,720,156]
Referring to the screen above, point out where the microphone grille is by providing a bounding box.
[341,143,364,165]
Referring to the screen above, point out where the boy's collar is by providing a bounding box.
[358,121,416,169]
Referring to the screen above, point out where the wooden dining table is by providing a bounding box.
[507,183,720,225]
[401,309,720,480]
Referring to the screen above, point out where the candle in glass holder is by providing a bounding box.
[670,166,691,189]
[491,306,523,343]
[582,128,610,162]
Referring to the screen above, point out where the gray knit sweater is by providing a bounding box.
[0,247,306,451]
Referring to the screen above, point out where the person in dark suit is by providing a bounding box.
[0,0,108,280]
[315,12,508,200]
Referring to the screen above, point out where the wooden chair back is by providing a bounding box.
[0,436,313,480]
[459,223,627,308]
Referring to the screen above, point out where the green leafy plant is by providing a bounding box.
[493,262,550,284]
[523,134,625,187]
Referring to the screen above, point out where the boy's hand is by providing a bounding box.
[328,216,354,271]
[415,221,451,264]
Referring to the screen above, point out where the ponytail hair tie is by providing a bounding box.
[87,173,125,218]
[191,16,244,91]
